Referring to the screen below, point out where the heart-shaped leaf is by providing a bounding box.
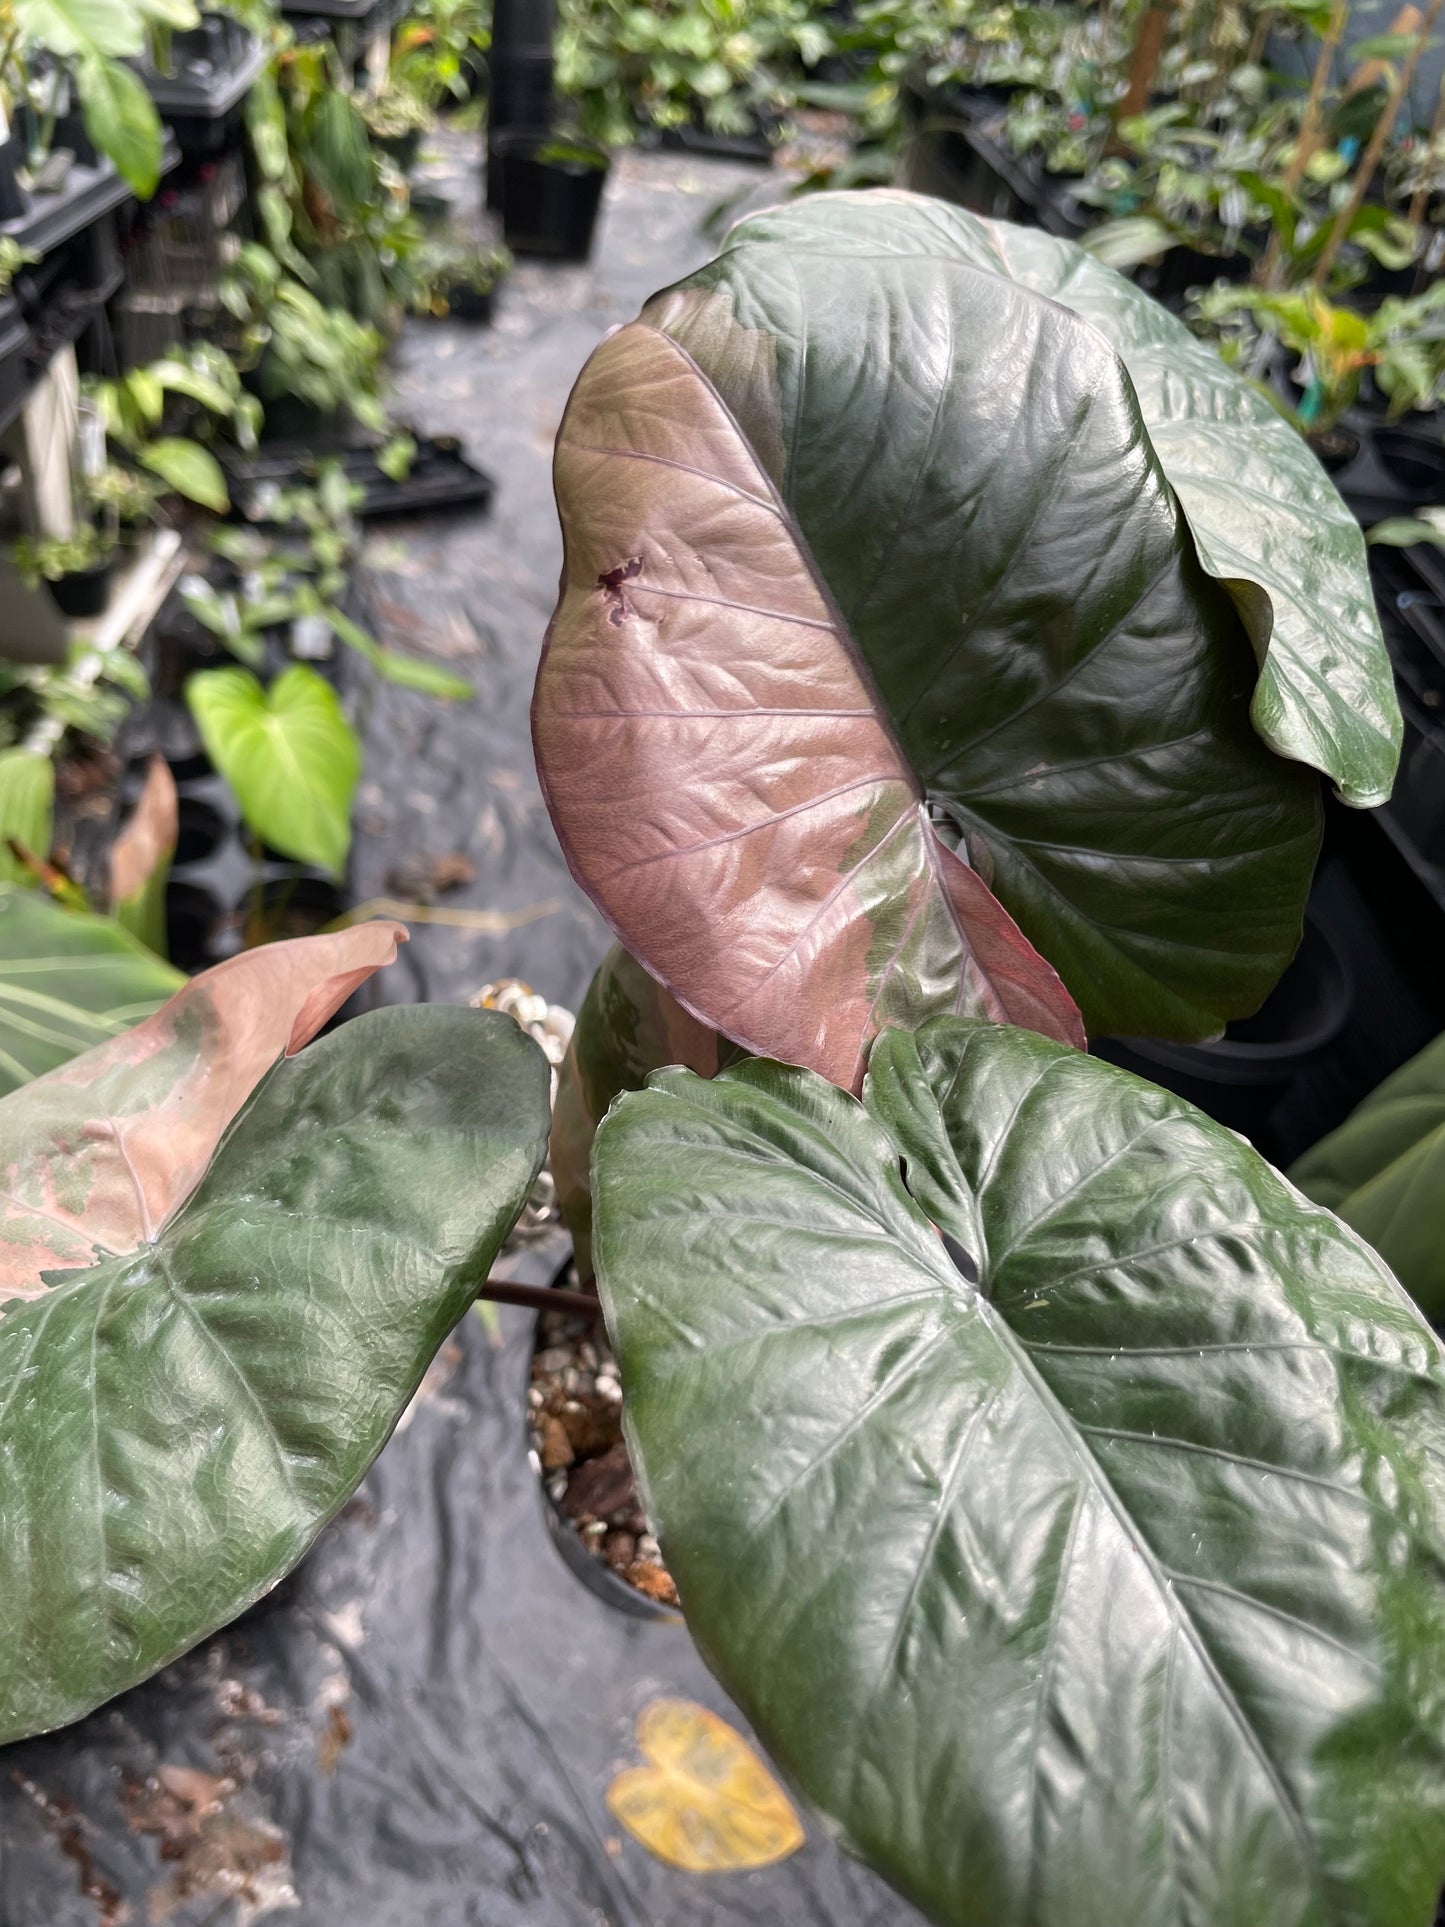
[0,920,404,1298]
[1292,1029,1445,1321]
[77,52,163,199]
[595,1022,1445,1927]
[606,1698,806,1873]
[186,663,360,877]
[644,191,1353,1038]
[0,886,182,1094]
[534,321,1083,1092]
[0,1000,550,1742]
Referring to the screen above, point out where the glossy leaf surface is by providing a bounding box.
[535,321,1082,1089]
[0,1002,550,1741]
[0,887,181,1094]
[1292,1029,1445,1320]
[186,664,360,877]
[595,1021,1445,1927]
[654,190,1396,806]
[645,192,1348,1037]
[0,920,404,1297]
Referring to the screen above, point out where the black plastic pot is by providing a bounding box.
[0,131,30,222]
[1310,424,1363,475]
[1093,908,1354,1159]
[1372,424,1445,502]
[47,560,112,619]
[373,125,422,170]
[0,296,31,437]
[492,136,608,260]
[438,280,496,322]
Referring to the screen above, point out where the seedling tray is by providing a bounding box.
[222,434,495,522]
[139,15,267,115]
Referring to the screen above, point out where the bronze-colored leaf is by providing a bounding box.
[0,920,406,1305]
[110,753,179,956]
[533,324,1082,1093]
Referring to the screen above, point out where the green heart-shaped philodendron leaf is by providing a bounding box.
[595,1022,1445,1927]
[186,663,360,878]
[0,1001,549,1743]
[1292,1029,1445,1322]
[0,885,183,1093]
[534,320,1084,1093]
[642,189,1391,1038]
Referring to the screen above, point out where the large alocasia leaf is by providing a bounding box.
[0,886,183,1094]
[534,320,1083,1090]
[1292,1030,1445,1321]
[0,920,404,1294]
[594,1021,1445,1927]
[0,996,550,1743]
[640,190,1370,1037]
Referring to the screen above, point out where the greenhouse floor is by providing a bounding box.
[0,148,921,1927]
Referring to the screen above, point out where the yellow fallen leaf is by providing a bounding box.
[605,1698,805,1873]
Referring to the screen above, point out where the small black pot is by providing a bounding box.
[491,135,608,260]
[1093,908,1354,1158]
[373,125,422,170]
[0,131,29,222]
[438,280,496,322]
[1372,424,1445,502]
[47,560,112,619]
[1309,425,1362,475]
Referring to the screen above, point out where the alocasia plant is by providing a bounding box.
[0,922,552,1742]
[532,189,1443,1924]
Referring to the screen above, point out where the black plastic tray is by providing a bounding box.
[138,17,270,123]
[0,294,31,436]
[222,434,495,522]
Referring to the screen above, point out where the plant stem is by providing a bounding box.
[1259,0,1345,287]
[1112,0,1173,132]
[475,1277,601,1318]
[1311,0,1444,287]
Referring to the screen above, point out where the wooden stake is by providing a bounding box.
[1109,0,1176,148]
[1259,1,1346,285]
[1312,0,1445,287]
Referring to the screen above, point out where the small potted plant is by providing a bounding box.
[10,522,117,618]
[490,132,610,260]
[414,234,511,320]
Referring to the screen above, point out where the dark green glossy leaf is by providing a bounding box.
[595,1020,1445,1927]
[0,1002,549,1742]
[652,192,1395,809]
[644,191,1383,1037]
[0,886,181,1093]
[1292,1030,1445,1321]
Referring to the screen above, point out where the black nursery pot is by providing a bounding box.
[1093,908,1354,1158]
[47,561,112,619]
[1372,424,1445,502]
[491,135,608,260]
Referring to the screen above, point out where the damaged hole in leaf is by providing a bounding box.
[598,555,643,626]
[941,1230,979,1285]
